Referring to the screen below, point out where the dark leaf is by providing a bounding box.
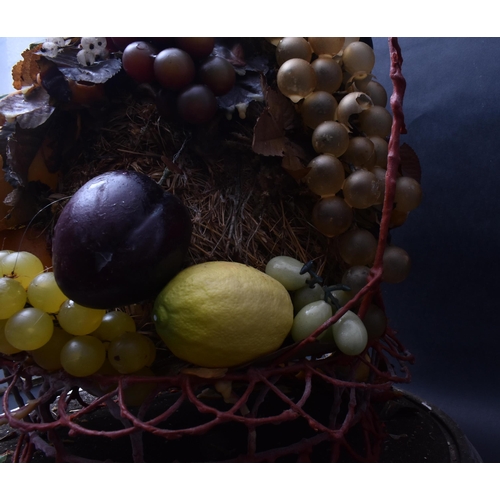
[0,87,54,129]
[5,121,50,187]
[0,121,15,161]
[58,58,122,85]
[214,39,269,116]
[400,142,422,182]
[213,43,246,67]
[217,72,264,115]
[213,39,270,74]
[39,60,72,102]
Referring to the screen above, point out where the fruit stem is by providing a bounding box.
[323,284,351,310]
[300,260,323,288]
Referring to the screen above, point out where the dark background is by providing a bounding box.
[372,37,500,462]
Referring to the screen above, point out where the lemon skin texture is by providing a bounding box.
[153,261,294,368]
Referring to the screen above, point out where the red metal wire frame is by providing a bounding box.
[2,340,404,462]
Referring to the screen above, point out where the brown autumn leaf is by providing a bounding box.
[282,139,309,180]
[252,82,298,157]
[282,152,307,180]
[252,107,286,156]
[265,85,297,132]
[12,45,42,91]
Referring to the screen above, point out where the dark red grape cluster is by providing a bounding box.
[110,37,236,125]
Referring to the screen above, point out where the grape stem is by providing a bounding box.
[299,260,323,288]
[323,284,351,310]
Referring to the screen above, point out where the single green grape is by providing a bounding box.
[329,289,354,309]
[265,256,309,291]
[0,318,22,355]
[342,41,375,75]
[275,37,312,66]
[0,277,27,319]
[0,251,44,289]
[277,58,316,103]
[382,246,411,284]
[108,331,153,374]
[290,299,333,343]
[27,271,68,314]
[311,196,353,237]
[30,326,73,371]
[311,56,342,93]
[311,121,350,157]
[358,106,393,138]
[0,249,13,262]
[331,310,368,356]
[5,308,54,351]
[394,176,423,212]
[338,228,378,267]
[365,81,387,107]
[92,310,137,342]
[341,136,376,168]
[305,154,345,197]
[308,37,345,57]
[60,335,106,377]
[292,283,324,314]
[342,265,371,295]
[300,91,338,130]
[362,304,387,340]
[58,300,105,336]
[342,169,381,209]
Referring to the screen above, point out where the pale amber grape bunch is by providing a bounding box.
[0,249,156,380]
[272,37,420,287]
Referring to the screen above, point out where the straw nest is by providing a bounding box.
[55,82,348,289]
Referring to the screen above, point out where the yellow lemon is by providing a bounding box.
[153,261,294,368]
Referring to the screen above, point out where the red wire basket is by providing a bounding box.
[0,37,415,462]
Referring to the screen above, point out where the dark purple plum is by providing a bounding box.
[52,171,192,309]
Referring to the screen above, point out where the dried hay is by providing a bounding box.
[57,86,346,287]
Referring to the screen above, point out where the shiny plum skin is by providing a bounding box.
[52,171,192,309]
